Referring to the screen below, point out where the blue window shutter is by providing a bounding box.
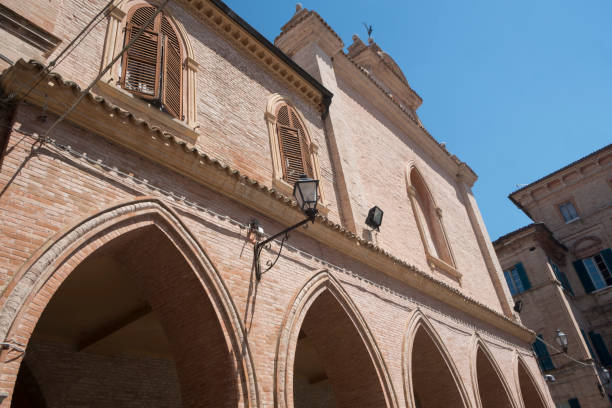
[515,262,531,290]
[504,270,516,296]
[532,335,554,371]
[581,329,596,360]
[568,398,581,408]
[589,331,612,366]
[573,260,595,294]
[560,271,574,295]
[601,248,612,271]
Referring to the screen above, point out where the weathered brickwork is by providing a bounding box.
[0,1,555,407]
[495,145,612,407]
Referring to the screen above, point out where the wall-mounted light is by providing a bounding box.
[513,300,523,313]
[544,374,556,383]
[254,175,319,280]
[600,367,610,384]
[365,206,384,231]
[555,329,568,353]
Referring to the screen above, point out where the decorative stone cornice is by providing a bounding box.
[0,60,534,344]
[275,8,344,58]
[174,0,332,113]
[509,144,612,219]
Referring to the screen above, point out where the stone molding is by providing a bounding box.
[175,0,330,112]
[0,4,61,56]
[0,60,534,344]
[274,270,399,408]
[0,198,260,407]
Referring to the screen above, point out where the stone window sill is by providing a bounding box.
[93,80,199,145]
[427,254,461,282]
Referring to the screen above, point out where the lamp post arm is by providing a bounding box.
[254,214,315,280]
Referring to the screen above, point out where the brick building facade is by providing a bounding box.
[494,144,612,407]
[0,0,554,407]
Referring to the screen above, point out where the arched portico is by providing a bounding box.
[515,355,547,408]
[403,310,470,408]
[471,337,518,408]
[0,198,258,407]
[275,270,398,408]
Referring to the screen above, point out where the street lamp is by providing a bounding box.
[555,330,568,353]
[601,367,611,384]
[254,175,319,280]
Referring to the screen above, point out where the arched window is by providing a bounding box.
[276,103,313,184]
[407,166,456,273]
[120,5,183,119]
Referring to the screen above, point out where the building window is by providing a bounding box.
[589,331,612,366]
[276,103,313,184]
[120,5,183,119]
[503,262,531,296]
[407,167,455,270]
[559,201,579,222]
[533,334,555,371]
[556,399,581,408]
[548,257,574,295]
[265,94,326,206]
[573,250,612,293]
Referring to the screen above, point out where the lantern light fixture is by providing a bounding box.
[555,329,568,353]
[254,175,319,280]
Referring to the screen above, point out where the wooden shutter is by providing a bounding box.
[589,331,612,366]
[161,16,182,119]
[568,398,581,408]
[277,105,312,184]
[121,6,161,99]
[515,262,531,290]
[503,270,516,296]
[580,328,596,360]
[573,260,595,294]
[532,335,554,371]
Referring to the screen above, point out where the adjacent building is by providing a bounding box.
[495,144,612,407]
[0,0,554,407]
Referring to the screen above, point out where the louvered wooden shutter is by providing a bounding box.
[573,259,595,294]
[532,335,554,371]
[121,6,161,99]
[515,262,531,290]
[277,105,312,184]
[161,16,182,119]
[589,331,612,366]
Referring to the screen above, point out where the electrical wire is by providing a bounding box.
[42,0,171,139]
[15,0,115,102]
[0,122,531,351]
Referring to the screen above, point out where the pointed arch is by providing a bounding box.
[403,309,471,408]
[265,93,325,204]
[405,163,459,279]
[471,336,519,408]
[514,354,548,408]
[0,197,259,407]
[275,270,398,408]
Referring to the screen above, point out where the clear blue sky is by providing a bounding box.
[226,0,612,240]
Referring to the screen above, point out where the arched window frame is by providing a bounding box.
[265,94,326,210]
[406,163,459,280]
[100,1,198,131]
